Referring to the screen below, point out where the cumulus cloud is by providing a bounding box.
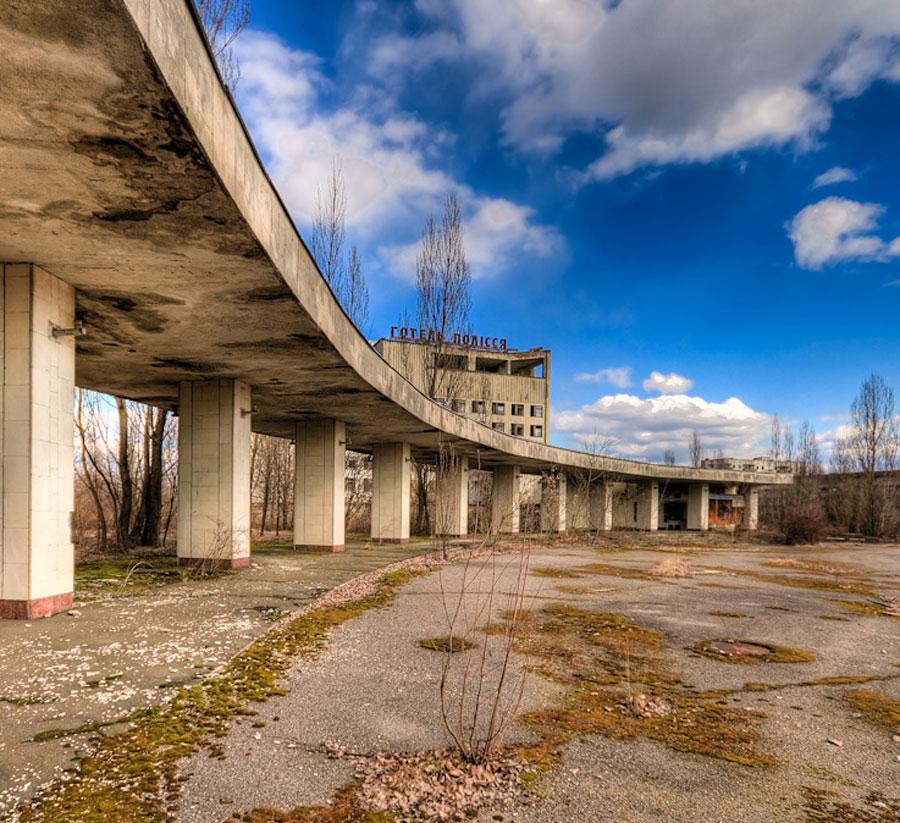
[642,371,694,395]
[233,30,560,279]
[369,1,900,180]
[812,166,858,189]
[574,366,632,388]
[787,197,900,269]
[554,392,770,462]
[377,195,562,281]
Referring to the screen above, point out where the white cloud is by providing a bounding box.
[371,1,900,180]
[554,392,770,461]
[886,279,900,288]
[376,195,562,281]
[642,371,693,395]
[574,366,632,388]
[233,30,560,279]
[811,166,858,189]
[787,197,900,269]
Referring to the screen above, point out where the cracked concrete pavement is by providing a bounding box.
[0,541,429,816]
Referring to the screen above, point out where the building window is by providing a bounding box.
[511,403,524,416]
[451,399,466,414]
[511,423,524,436]
[491,402,506,415]
[530,404,544,418]
[530,425,543,438]
[492,422,505,432]
[472,400,485,414]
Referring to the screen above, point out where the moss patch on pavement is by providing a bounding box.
[75,553,191,599]
[230,783,396,823]
[801,787,900,822]
[532,567,583,579]
[574,562,656,581]
[701,567,874,597]
[418,636,476,653]
[510,604,777,769]
[19,568,426,823]
[691,639,816,665]
[844,689,900,734]
[830,599,899,618]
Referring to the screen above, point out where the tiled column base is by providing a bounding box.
[0,592,73,620]
[177,556,252,570]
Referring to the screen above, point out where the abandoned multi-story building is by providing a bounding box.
[701,455,796,474]
[375,331,551,443]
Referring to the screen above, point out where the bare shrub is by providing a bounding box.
[780,502,828,545]
[436,545,532,764]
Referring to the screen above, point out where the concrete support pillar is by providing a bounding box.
[177,379,251,569]
[636,480,659,531]
[687,483,710,531]
[566,479,590,531]
[371,443,410,543]
[294,419,346,551]
[0,264,75,619]
[435,455,468,537]
[491,465,521,534]
[541,473,567,533]
[589,483,614,531]
[744,486,759,531]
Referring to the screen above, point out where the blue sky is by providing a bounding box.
[231,0,900,463]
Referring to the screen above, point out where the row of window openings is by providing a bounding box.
[466,401,543,418]
[491,422,544,437]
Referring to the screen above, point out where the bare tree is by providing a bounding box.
[416,193,472,402]
[73,392,177,553]
[836,373,900,537]
[767,419,826,544]
[662,449,676,466]
[312,161,347,295]
[770,414,784,461]
[195,0,250,89]
[689,430,703,468]
[345,245,369,332]
[251,434,294,538]
[310,161,370,331]
[407,194,474,535]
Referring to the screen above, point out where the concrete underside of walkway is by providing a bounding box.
[0,541,430,815]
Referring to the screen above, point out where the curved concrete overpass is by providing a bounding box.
[0,0,789,616]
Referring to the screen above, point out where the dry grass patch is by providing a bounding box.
[709,611,747,619]
[650,557,691,577]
